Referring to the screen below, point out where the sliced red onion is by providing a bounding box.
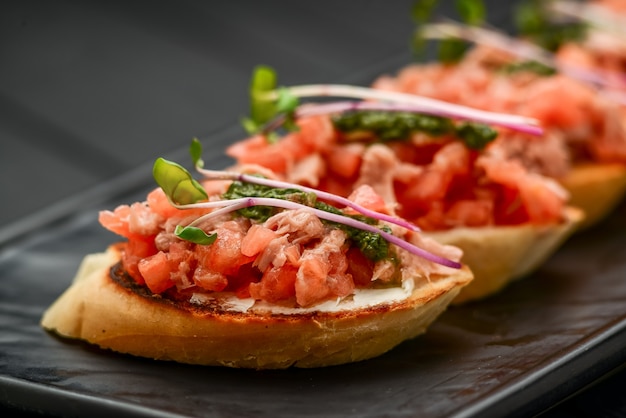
[196,167,420,232]
[173,196,461,269]
[298,100,544,134]
[263,84,542,135]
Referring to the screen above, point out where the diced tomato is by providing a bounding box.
[99,201,162,240]
[146,187,185,218]
[519,178,566,224]
[387,141,442,165]
[555,43,596,72]
[480,156,565,225]
[292,115,336,156]
[226,134,269,161]
[317,175,354,198]
[521,77,593,129]
[413,202,448,231]
[240,224,278,257]
[226,262,261,298]
[446,199,494,227]
[249,263,298,303]
[327,273,355,298]
[493,184,528,225]
[121,237,158,285]
[326,251,354,297]
[346,184,389,214]
[166,241,195,285]
[396,168,451,213]
[138,251,175,294]
[226,135,292,173]
[325,143,362,179]
[99,206,131,237]
[235,285,252,299]
[282,244,301,266]
[192,266,228,292]
[395,142,471,215]
[195,221,255,276]
[346,248,374,287]
[295,257,331,307]
[226,116,336,174]
[122,251,145,285]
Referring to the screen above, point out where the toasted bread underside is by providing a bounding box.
[560,163,626,230]
[41,246,473,369]
[426,206,584,305]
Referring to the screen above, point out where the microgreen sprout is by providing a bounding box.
[244,66,543,139]
[515,0,588,52]
[412,0,487,63]
[153,157,207,205]
[174,224,217,245]
[242,65,300,141]
[419,20,626,102]
[152,154,462,268]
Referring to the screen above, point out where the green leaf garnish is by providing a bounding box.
[174,225,217,245]
[411,0,439,58]
[243,66,300,139]
[412,0,486,63]
[190,138,204,168]
[515,0,587,52]
[411,0,438,24]
[456,0,485,26]
[153,157,208,205]
[439,0,485,62]
[250,65,278,127]
[276,87,299,114]
[437,38,470,64]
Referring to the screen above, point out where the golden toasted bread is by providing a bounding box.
[41,244,473,369]
[427,206,584,304]
[560,163,626,230]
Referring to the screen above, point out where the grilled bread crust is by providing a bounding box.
[560,163,626,230]
[41,245,473,369]
[427,206,584,304]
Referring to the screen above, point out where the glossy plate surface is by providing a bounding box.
[1,1,625,416]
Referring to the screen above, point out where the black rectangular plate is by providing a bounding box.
[1,124,626,418]
[1,1,625,416]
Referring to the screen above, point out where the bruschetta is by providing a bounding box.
[41,155,472,368]
[225,68,584,304]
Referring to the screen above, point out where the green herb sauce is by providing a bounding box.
[500,60,557,77]
[332,110,497,150]
[224,181,392,261]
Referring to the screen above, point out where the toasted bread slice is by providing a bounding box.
[41,245,473,369]
[426,206,584,304]
[560,163,626,230]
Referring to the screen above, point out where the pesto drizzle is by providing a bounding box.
[224,181,392,261]
[332,110,497,150]
[499,60,558,76]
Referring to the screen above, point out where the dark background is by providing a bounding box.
[0,0,521,237]
[1,1,625,416]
